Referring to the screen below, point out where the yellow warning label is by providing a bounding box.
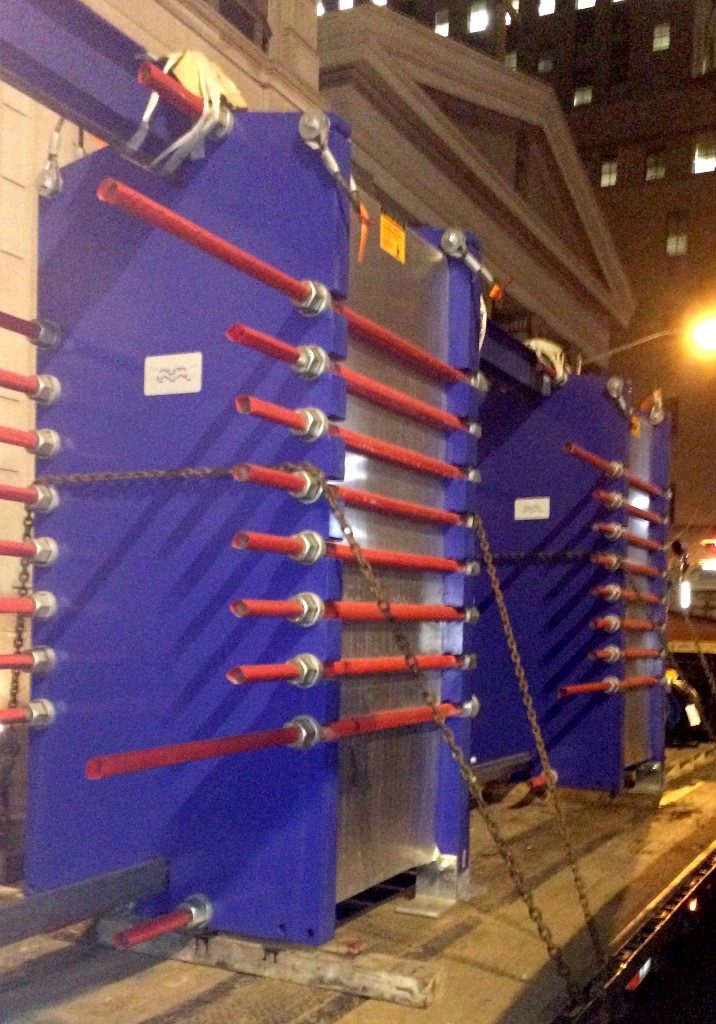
[379,214,406,264]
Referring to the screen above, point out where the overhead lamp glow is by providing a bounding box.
[679,579,692,610]
[690,313,716,354]
[699,558,716,573]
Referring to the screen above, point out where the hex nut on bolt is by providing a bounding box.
[295,345,330,380]
[296,280,332,317]
[460,653,478,669]
[30,647,56,674]
[27,698,56,727]
[290,468,324,504]
[604,676,621,694]
[289,653,323,688]
[286,714,324,749]
[32,537,59,565]
[291,530,326,564]
[180,894,213,927]
[295,407,329,442]
[463,607,479,624]
[33,375,62,405]
[34,320,61,351]
[33,429,62,458]
[461,695,481,718]
[463,561,480,576]
[31,485,60,512]
[290,592,325,627]
[32,591,58,619]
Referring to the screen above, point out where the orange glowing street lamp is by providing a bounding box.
[595,310,716,364]
[689,313,716,355]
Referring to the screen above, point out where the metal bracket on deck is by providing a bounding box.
[395,854,473,919]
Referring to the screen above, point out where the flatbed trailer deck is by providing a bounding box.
[0,746,713,1024]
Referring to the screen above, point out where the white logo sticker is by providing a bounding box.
[144,352,202,396]
[514,497,550,521]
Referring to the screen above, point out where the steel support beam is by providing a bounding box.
[0,0,188,159]
[0,858,169,947]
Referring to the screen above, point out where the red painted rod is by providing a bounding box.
[335,303,468,386]
[592,523,664,553]
[592,617,658,632]
[226,324,467,435]
[0,426,42,452]
[234,530,465,574]
[234,464,462,526]
[230,598,466,622]
[592,490,666,526]
[559,676,659,697]
[137,62,205,120]
[113,908,194,949]
[590,553,663,579]
[0,309,41,341]
[0,597,36,615]
[0,706,31,724]
[592,647,663,661]
[97,179,311,304]
[0,653,35,670]
[322,702,460,742]
[0,483,44,506]
[565,442,665,498]
[336,366,465,434]
[236,395,465,480]
[228,653,460,685]
[97,182,469,389]
[591,585,662,606]
[0,539,37,559]
[0,368,41,397]
[87,701,462,779]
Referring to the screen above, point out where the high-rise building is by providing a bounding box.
[320,0,716,562]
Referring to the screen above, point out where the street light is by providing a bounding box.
[594,310,716,365]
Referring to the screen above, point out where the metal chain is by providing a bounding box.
[472,514,607,968]
[36,466,234,486]
[0,507,35,823]
[318,473,583,1004]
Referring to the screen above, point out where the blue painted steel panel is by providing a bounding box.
[31,115,351,944]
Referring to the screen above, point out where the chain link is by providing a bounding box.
[36,466,234,486]
[316,470,584,1004]
[0,507,35,823]
[472,514,607,969]
[25,459,608,1004]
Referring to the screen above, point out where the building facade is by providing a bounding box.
[320,0,716,563]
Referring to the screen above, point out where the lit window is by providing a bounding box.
[573,85,593,106]
[600,159,617,187]
[612,0,625,3]
[576,0,596,9]
[372,0,388,5]
[538,56,554,73]
[693,142,716,174]
[468,2,489,33]
[645,153,666,181]
[666,215,688,256]
[505,0,519,25]
[505,50,518,68]
[337,0,353,10]
[316,1,325,14]
[539,0,556,14]
[435,8,449,36]
[652,23,670,52]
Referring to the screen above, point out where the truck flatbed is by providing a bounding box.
[0,746,713,1024]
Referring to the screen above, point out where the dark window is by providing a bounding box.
[218,0,271,49]
[609,6,630,84]
[574,8,596,74]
